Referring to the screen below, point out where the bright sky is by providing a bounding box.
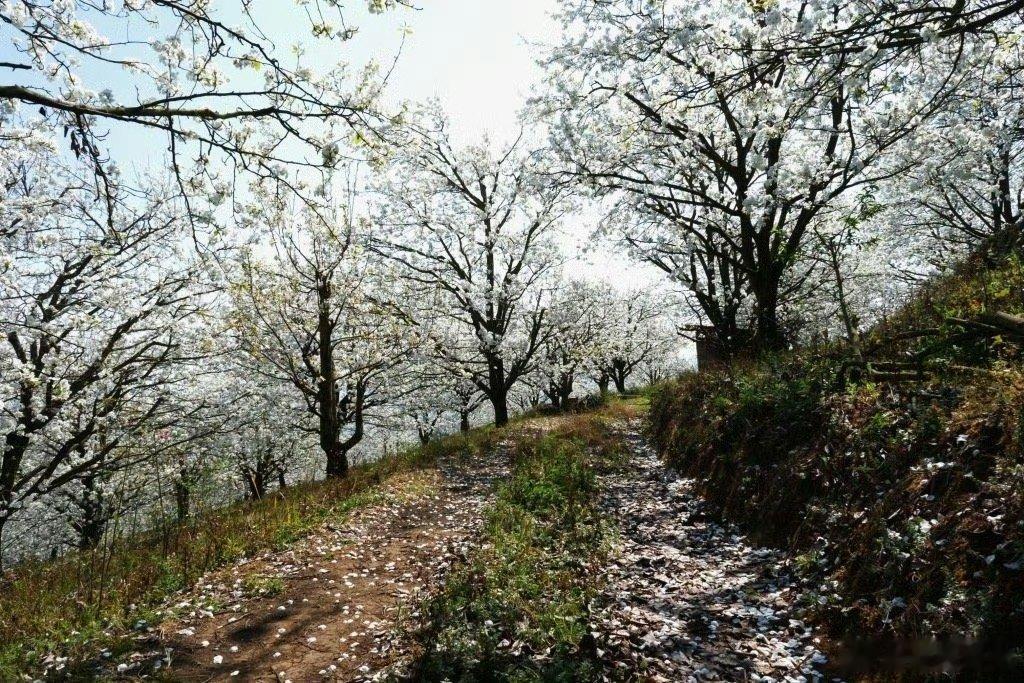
[0,0,662,291]
[320,0,661,289]
[346,0,560,145]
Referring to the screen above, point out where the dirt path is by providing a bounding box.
[591,427,834,683]
[106,416,835,682]
[113,453,507,682]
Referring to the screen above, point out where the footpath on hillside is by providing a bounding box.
[108,453,508,681]
[589,425,833,683]
[106,411,834,682]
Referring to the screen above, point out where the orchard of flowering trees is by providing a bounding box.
[3,0,1024,567]
[0,3,679,565]
[540,0,1024,351]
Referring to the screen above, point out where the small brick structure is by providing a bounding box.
[688,325,750,371]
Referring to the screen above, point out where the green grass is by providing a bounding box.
[241,573,285,598]
[409,409,631,682]
[0,428,499,679]
[867,250,1024,366]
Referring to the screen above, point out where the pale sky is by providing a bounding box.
[312,0,661,289]
[346,0,561,145]
[1,0,662,290]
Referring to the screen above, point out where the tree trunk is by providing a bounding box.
[77,513,105,550]
[612,359,628,393]
[174,479,189,522]
[317,277,350,479]
[245,468,267,500]
[277,466,287,491]
[325,443,349,479]
[562,373,574,404]
[597,375,610,397]
[0,516,8,571]
[490,387,510,427]
[752,275,786,352]
[547,386,561,410]
[1,431,28,565]
[460,410,471,433]
[487,355,510,427]
[832,260,859,345]
[331,380,366,478]
[74,476,106,549]
[557,374,574,409]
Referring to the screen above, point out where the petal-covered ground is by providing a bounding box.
[590,427,834,683]
[111,453,508,682]
[106,417,836,682]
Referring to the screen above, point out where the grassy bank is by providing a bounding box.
[408,404,636,681]
[649,255,1024,680]
[0,429,500,679]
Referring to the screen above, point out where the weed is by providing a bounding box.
[646,252,1024,681]
[241,574,285,597]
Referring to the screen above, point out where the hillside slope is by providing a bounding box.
[5,398,847,681]
[0,430,504,679]
[650,253,1024,681]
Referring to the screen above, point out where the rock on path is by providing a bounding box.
[591,427,834,683]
